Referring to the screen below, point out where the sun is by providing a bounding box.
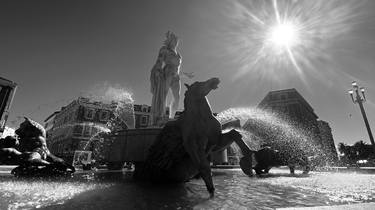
[267,21,299,48]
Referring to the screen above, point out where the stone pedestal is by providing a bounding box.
[212,149,228,165]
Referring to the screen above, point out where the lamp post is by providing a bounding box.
[348,81,375,154]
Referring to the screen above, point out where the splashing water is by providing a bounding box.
[61,83,136,165]
[82,82,135,129]
[0,178,114,209]
[218,107,326,166]
[1,107,374,208]
[84,82,134,105]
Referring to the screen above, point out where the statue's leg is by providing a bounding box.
[301,156,310,174]
[47,153,76,172]
[24,152,51,166]
[170,78,180,118]
[0,148,22,163]
[212,131,254,176]
[288,164,295,174]
[253,165,264,175]
[233,136,254,176]
[184,138,215,197]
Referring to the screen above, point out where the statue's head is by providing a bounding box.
[1,136,19,148]
[164,31,179,49]
[15,117,46,139]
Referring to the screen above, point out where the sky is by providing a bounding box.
[1,0,375,146]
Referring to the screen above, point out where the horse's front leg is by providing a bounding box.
[211,131,254,176]
[184,139,215,197]
[301,156,311,174]
[231,134,254,176]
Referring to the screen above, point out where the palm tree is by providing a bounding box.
[338,143,348,155]
[353,140,371,160]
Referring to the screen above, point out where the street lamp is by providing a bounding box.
[348,81,375,154]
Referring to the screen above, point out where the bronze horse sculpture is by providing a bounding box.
[134,78,253,197]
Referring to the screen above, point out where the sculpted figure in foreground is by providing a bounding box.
[0,117,75,177]
[135,78,253,197]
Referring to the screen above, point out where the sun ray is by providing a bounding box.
[273,0,281,24]
[220,0,366,85]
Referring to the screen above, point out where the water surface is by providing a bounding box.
[1,168,375,209]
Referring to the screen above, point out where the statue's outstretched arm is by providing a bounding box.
[182,71,194,79]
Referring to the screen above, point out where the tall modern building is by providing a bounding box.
[252,88,338,163]
[258,88,319,130]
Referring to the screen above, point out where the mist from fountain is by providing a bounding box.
[2,102,375,209]
[217,107,327,167]
[65,84,135,167]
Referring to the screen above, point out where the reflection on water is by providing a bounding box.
[1,168,375,209]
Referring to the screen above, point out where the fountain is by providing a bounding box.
[1,101,375,209]
[217,107,327,172]
[1,106,375,209]
[1,32,375,209]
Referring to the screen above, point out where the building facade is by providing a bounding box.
[317,120,339,163]
[44,111,59,139]
[133,104,170,128]
[46,97,131,162]
[46,98,169,163]
[0,77,17,135]
[258,88,319,130]
[134,104,151,128]
[255,88,338,163]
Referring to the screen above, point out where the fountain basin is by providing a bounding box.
[1,168,375,209]
[103,128,161,169]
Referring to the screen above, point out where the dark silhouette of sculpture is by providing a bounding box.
[0,117,75,177]
[251,146,310,175]
[0,136,19,165]
[135,78,253,197]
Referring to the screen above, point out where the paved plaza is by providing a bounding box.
[1,166,375,209]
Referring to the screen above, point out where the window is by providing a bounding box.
[85,108,95,120]
[83,125,92,137]
[92,126,98,135]
[73,125,83,136]
[99,111,109,121]
[141,116,148,125]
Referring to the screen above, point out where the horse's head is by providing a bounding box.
[184,77,220,100]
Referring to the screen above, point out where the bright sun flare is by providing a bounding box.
[268,22,299,48]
